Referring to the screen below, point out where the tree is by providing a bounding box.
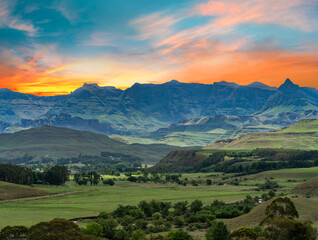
[103,179,115,186]
[229,227,257,240]
[98,218,118,239]
[190,200,203,213]
[87,171,100,185]
[83,223,103,237]
[130,229,146,240]
[261,197,299,224]
[205,221,230,240]
[44,166,69,185]
[27,218,96,240]
[207,179,212,185]
[261,197,317,240]
[0,226,29,239]
[114,229,129,240]
[262,217,317,240]
[166,230,193,240]
[135,219,148,230]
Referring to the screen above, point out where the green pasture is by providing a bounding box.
[0,180,263,229]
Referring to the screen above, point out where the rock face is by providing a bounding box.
[0,79,317,133]
[20,113,121,135]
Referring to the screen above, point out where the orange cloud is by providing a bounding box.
[197,0,316,31]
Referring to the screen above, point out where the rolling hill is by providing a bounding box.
[0,126,182,164]
[205,119,318,150]
[292,177,318,197]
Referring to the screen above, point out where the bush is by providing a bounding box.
[166,230,193,240]
[130,229,146,240]
[206,221,229,240]
[103,179,115,186]
[83,223,103,237]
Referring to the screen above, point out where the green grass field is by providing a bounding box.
[0,180,263,229]
[1,167,317,230]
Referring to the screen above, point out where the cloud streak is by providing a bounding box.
[0,0,37,35]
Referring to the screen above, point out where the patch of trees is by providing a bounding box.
[0,163,33,185]
[33,165,69,185]
[127,172,185,185]
[73,171,116,186]
[79,195,260,239]
[0,218,97,240]
[0,163,69,186]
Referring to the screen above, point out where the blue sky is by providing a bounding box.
[0,0,318,95]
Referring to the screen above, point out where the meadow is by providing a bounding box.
[1,167,318,230]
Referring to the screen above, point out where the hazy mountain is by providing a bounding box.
[0,79,317,136]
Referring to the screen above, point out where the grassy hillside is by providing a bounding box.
[206,119,318,150]
[225,197,318,230]
[292,177,318,197]
[0,181,47,200]
[0,126,181,163]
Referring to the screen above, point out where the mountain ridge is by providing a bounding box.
[0,78,317,136]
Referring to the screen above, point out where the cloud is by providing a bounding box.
[197,0,317,32]
[82,32,113,47]
[0,0,37,35]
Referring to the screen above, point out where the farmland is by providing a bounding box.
[1,166,317,230]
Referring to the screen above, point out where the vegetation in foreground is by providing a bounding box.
[0,197,316,240]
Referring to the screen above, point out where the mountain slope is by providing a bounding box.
[1,79,318,136]
[205,119,318,150]
[0,126,181,163]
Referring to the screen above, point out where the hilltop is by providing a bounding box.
[205,119,318,150]
[0,126,182,164]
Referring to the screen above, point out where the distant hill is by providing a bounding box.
[205,119,318,150]
[142,115,279,147]
[0,126,182,164]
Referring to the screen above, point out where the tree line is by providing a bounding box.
[0,163,69,186]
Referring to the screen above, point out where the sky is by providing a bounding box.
[0,0,318,96]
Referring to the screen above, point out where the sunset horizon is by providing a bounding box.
[0,0,317,95]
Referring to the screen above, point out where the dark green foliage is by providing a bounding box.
[114,229,130,240]
[166,230,193,240]
[83,223,103,237]
[229,227,257,240]
[98,218,118,239]
[190,200,203,213]
[262,197,299,222]
[0,225,29,240]
[43,165,69,185]
[130,229,146,240]
[0,163,33,185]
[135,219,148,230]
[26,218,96,240]
[103,179,115,186]
[260,197,317,240]
[205,221,229,240]
[258,180,280,190]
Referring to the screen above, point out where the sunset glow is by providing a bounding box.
[0,0,317,95]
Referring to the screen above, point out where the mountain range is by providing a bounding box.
[1,78,318,146]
